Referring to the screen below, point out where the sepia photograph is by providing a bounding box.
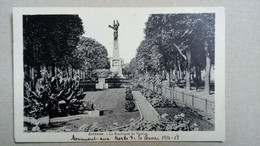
[13,7,225,142]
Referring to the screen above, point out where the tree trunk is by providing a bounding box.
[186,49,191,90]
[51,65,55,77]
[177,60,182,80]
[169,68,173,87]
[54,66,57,77]
[196,65,201,82]
[81,70,83,79]
[24,65,29,78]
[195,65,201,90]
[31,67,35,87]
[195,65,198,82]
[66,67,69,78]
[77,69,80,79]
[205,54,211,94]
[71,68,74,78]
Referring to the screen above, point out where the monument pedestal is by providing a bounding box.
[109,20,124,78]
[109,57,124,78]
[95,77,108,89]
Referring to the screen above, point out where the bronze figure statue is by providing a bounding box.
[108,20,120,40]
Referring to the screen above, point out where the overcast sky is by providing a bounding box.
[78,9,151,64]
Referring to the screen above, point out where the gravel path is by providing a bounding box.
[133,91,160,122]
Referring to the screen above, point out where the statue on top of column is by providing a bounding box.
[108,20,120,40]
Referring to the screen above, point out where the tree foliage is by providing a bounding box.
[23,15,84,67]
[23,15,110,82]
[135,40,162,74]
[131,13,215,93]
[76,37,110,76]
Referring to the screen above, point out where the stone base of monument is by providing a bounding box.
[84,110,100,117]
[95,77,108,89]
[95,83,108,89]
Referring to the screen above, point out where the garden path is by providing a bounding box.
[133,91,160,122]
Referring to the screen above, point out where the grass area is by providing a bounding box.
[155,107,214,131]
[42,88,140,132]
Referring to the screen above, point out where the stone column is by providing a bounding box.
[113,39,119,58]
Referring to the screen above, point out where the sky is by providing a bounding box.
[78,9,151,64]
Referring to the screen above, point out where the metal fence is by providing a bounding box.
[140,81,215,117]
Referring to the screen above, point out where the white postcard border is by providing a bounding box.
[13,7,225,142]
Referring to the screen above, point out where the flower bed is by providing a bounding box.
[125,87,136,112]
[131,84,214,131]
[138,88,177,108]
[23,71,97,132]
[124,113,199,131]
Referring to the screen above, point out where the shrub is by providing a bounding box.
[125,87,131,90]
[125,93,134,101]
[121,113,199,131]
[126,90,132,94]
[82,100,95,111]
[125,101,135,112]
[125,87,132,94]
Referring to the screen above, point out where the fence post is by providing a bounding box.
[192,95,194,108]
[170,87,172,99]
[205,98,208,115]
[172,87,175,101]
[175,90,177,100]
[182,92,184,103]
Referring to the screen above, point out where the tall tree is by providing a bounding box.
[139,13,215,93]
[76,37,110,78]
[23,15,84,67]
[193,14,215,94]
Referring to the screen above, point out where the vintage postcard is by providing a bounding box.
[13,7,225,142]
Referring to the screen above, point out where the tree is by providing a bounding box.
[194,14,215,94]
[123,63,132,78]
[23,15,84,68]
[76,37,110,79]
[134,40,162,83]
[23,15,85,84]
[136,13,215,93]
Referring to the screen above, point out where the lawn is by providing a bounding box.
[42,88,141,132]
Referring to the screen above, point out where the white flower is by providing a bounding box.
[161,113,169,120]
[193,123,198,127]
[32,126,41,132]
[130,118,135,123]
[113,122,118,127]
[180,113,185,118]
[174,115,179,119]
